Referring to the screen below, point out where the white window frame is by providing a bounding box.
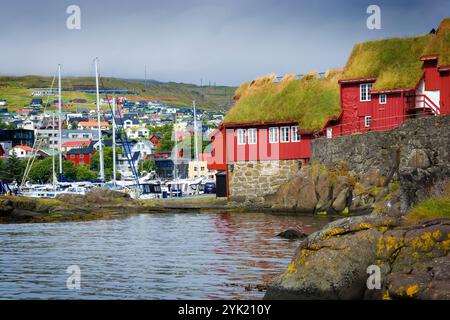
[365,115,372,128]
[237,129,246,145]
[248,128,257,145]
[291,126,300,142]
[269,127,279,144]
[379,94,387,105]
[360,83,373,102]
[280,126,290,143]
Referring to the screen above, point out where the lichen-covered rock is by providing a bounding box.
[265,215,450,300]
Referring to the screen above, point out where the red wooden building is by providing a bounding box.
[324,18,450,137]
[208,122,313,171]
[65,147,95,167]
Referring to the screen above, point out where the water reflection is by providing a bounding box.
[0,212,334,300]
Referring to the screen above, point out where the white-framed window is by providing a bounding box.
[237,129,246,145]
[326,127,333,139]
[280,126,290,143]
[360,83,373,102]
[365,116,372,128]
[269,127,279,144]
[379,94,387,104]
[291,126,300,142]
[248,128,257,144]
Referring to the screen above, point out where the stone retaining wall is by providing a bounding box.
[228,160,302,202]
[311,115,450,210]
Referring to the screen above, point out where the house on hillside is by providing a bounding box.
[62,140,91,153]
[209,71,341,200]
[65,146,95,167]
[8,145,34,158]
[324,18,450,138]
[77,121,110,130]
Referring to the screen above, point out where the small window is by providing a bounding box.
[365,116,372,128]
[379,94,387,104]
[79,154,84,159]
[248,128,257,144]
[237,129,246,145]
[269,127,279,144]
[291,126,300,142]
[360,83,373,102]
[280,127,290,143]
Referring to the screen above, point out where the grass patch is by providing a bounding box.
[406,195,450,223]
[224,70,341,130]
[342,35,432,90]
[423,18,450,67]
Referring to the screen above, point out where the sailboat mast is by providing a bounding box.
[112,96,117,186]
[52,113,56,189]
[57,64,63,181]
[193,100,199,162]
[94,58,105,180]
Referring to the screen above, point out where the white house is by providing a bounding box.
[126,127,150,139]
[131,140,154,159]
[9,145,34,158]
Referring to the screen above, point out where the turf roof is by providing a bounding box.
[223,71,341,130]
[423,18,450,67]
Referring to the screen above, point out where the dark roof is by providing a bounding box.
[66,146,93,155]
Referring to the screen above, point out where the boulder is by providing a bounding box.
[265,216,450,300]
[407,149,431,169]
[277,228,308,240]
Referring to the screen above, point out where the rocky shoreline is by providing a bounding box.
[264,213,449,299]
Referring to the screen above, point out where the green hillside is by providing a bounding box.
[0,76,236,112]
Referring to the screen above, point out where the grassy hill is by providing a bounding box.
[0,75,236,112]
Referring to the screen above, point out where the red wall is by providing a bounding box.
[208,124,312,169]
[66,153,92,167]
[440,70,450,115]
[332,82,409,137]
[226,124,311,162]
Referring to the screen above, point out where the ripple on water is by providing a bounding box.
[0,212,335,299]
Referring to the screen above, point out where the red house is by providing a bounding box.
[324,18,450,138]
[65,147,95,167]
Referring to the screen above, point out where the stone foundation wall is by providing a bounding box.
[311,115,450,210]
[228,160,302,203]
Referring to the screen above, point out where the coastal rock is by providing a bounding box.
[264,215,450,300]
[277,228,308,240]
[0,199,14,216]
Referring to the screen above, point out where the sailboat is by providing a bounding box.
[19,65,93,198]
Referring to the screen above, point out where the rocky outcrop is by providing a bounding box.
[265,163,395,214]
[265,214,450,300]
[312,115,450,211]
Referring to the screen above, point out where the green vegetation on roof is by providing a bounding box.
[224,71,341,130]
[342,35,432,90]
[423,18,450,67]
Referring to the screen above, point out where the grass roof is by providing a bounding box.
[341,17,450,90]
[423,18,450,67]
[223,70,341,130]
[342,35,432,90]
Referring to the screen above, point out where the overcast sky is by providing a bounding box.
[0,0,448,86]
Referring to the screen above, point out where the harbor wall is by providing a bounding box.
[227,159,303,203]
